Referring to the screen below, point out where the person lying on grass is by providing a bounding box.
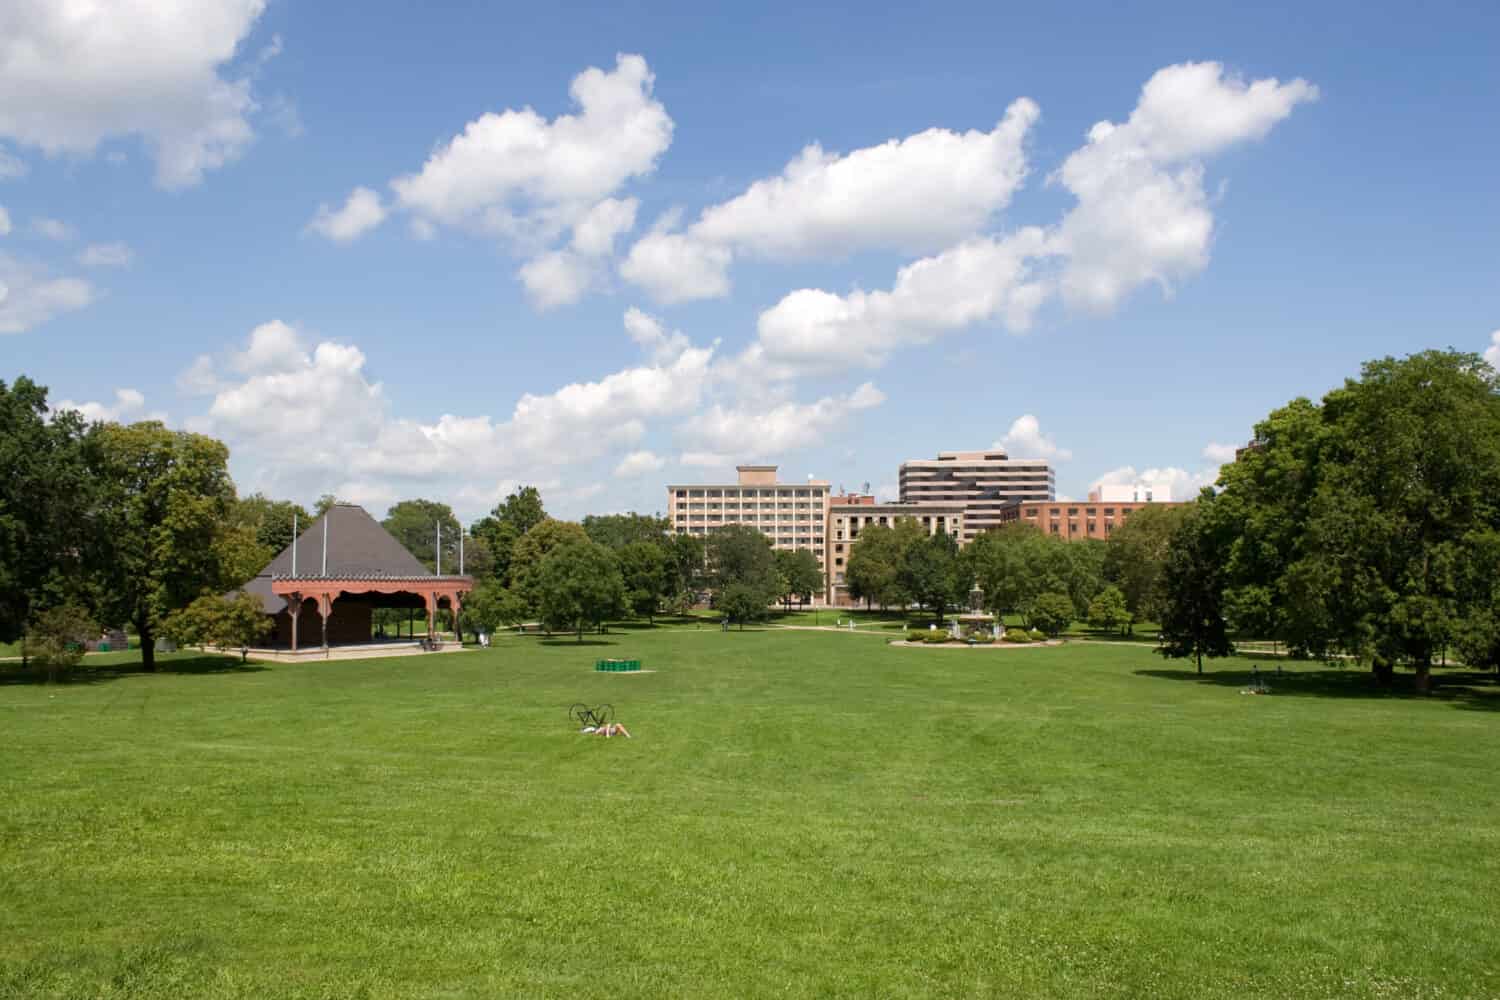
[580,722,631,738]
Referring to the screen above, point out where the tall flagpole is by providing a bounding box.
[291,512,298,575]
[321,508,329,576]
[459,531,464,575]
[436,521,442,575]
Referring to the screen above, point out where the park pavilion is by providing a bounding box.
[239,503,473,652]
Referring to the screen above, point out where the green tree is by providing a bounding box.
[1103,504,1189,626]
[667,532,706,602]
[0,378,96,647]
[899,531,969,624]
[470,486,547,586]
[582,513,669,550]
[1210,350,1500,691]
[235,493,312,555]
[1087,585,1132,636]
[461,580,526,640]
[25,604,96,682]
[163,591,273,662]
[718,582,770,630]
[706,525,777,592]
[618,540,670,622]
[773,549,823,612]
[1030,591,1075,637]
[535,540,626,641]
[1156,506,1233,673]
[313,494,342,518]
[844,522,906,610]
[382,499,461,573]
[91,422,239,672]
[511,519,590,616]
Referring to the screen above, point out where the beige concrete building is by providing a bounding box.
[898,449,1055,541]
[825,494,965,605]
[667,465,831,575]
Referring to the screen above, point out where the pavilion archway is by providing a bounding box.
[270,575,472,651]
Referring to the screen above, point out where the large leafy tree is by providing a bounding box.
[461,579,526,640]
[844,520,922,611]
[582,513,669,550]
[773,549,823,612]
[1103,504,1189,625]
[899,531,970,624]
[718,582,770,630]
[705,525,779,617]
[382,499,461,573]
[617,540,670,622]
[535,540,626,641]
[511,519,590,615]
[1206,350,1500,691]
[91,422,239,671]
[667,532,705,601]
[0,377,96,645]
[470,486,547,586]
[236,493,312,555]
[966,525,1106,626]
[1156,505,1233,673]
[1087,585,1132,636]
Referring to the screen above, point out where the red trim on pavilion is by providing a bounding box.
[270,575,472,652]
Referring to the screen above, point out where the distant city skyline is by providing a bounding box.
[4,1,1496,522]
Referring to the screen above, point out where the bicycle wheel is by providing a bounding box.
[595,704,614,726]
[569,703,591,726]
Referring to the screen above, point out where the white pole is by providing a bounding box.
[459,531,465,575]
[321,509,328,576]
[291,511,298,576]
[436,521,441,576]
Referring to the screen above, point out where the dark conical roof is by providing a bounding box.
[237,503,433,612]
[263,503,429,577]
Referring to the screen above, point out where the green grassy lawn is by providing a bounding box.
[3,633,1499,998]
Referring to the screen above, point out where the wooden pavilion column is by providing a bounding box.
[448,588,463,641]
[285,593,302,652]
[422,591,438,641]
[316,590,338,650]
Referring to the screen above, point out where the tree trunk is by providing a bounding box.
[1414,662,1433,695]
[139,619,156,672]
[1195,649,1202,674]
[1371,655,1394,687]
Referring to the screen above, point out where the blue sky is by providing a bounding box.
[3,0,1496,521]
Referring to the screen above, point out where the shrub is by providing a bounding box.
[1028,629,1046,642]
[906,629,929,643]
[1004,631,1032,644]
[923,631,952,643]
[969,634,995,645]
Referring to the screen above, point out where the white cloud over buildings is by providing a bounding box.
[999,414,1072,461]
[0,0,272,188]
[54,387,165,424]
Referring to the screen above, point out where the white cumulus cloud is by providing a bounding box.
[1202,441,1240,464]
[998,414,1072,461]
[682,382,885,458]
[0,205,9,236]
[741,62,1314,378]
[1484,330,1500,370]
[621,98,1040,303]
[614,450,666,478]
[306,186,387,243]
[0,252,93,333]
[54,387,165,424]
[0,0,272,188]
[32,218,75,242]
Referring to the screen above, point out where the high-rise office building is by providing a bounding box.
[898,449,1054,541]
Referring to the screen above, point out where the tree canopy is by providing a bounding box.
[1178,349,1500,690]
[774,549,823,611]
[382,499,461,574]
[470,486,547,586]
[535,540,626,641]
